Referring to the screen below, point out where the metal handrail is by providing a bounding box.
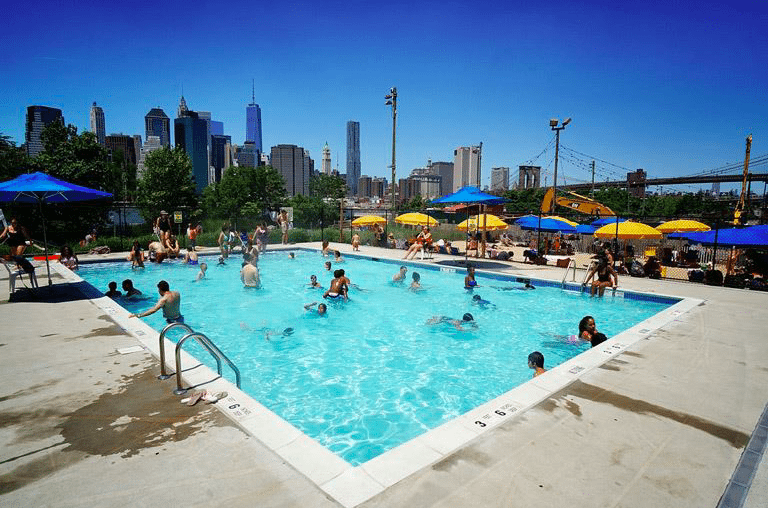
[157,322,195,379]
[561,259,577,287]
[174,331,241,394]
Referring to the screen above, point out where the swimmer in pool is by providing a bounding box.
[324,269,349,300]
[129,280,183,324]
[217,256,226,266]
[184,249,199,265]
[410,272,422,291]
[578,315,608,347]
[304,302,327,315]
[471,294,495,309]
[493,282,535,290]
[264,327,295,341]
[121,279,142,298]
[426,313,477,331]
[464,266,477,289]
[393,266,407,283]
[325,261,332,271]
[196,262,208,281]
[528,351,546,377]
[308,274,322,288]
[333,250,344,263]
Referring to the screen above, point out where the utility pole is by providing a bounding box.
[549,117,571,212]
[590,160,595,196]
[385,88,398,214]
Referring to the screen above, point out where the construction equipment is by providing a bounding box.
[733,134,752,225]
[540,187,616,217]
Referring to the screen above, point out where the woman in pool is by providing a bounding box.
[578,315,608,347]
[127,240,145,268]
[464,266,477,289]
[427,313,477,331]
[59,245,79,270]
[410,272,421,291]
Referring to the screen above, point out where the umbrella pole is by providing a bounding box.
[38,198,52,286]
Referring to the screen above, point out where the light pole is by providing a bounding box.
[549,117,571,212]
[385,87,397,213]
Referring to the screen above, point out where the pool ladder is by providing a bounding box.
[157,322,241,394]
[561,259,578,288]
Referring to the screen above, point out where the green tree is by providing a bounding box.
[310,173,346,199]
[405,195,426,211]
[136,147,198,223]
[0,133,29,182]
[36,122,114,191]
[201,165,286,221]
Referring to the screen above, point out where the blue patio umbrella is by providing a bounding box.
[0,172,113,285]
[515,215,577,234]
[576,224,597,235]
[432,186,507,261]
[591,217,627,227]
[688,225,768,248]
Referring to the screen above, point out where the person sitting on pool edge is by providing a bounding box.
[393,265,407,283]
[304,302,327,315]
[528,351,546,377]
[465,266,477,289]
[105,281,121,298]
[426,313,477,331]
[578,315,608,347]
[129,280,183,324]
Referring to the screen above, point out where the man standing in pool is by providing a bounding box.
[241,253,260,288]
[324,269,349,300]
[129,280,183,323]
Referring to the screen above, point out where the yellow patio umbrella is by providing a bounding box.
[395,212,439,227]
[655,219,711,233]
[457,214,508,231]
[594,221,663,239]
[544,215,579,227]
[351,215,387,227]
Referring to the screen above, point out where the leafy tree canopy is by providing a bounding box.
[310,173,346,199]
[135,147,198,223]
[201,165,286,221]
[0,133,30,182]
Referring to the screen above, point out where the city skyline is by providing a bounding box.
[2,1,766,194]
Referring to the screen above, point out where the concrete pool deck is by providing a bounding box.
[1,242,767,507]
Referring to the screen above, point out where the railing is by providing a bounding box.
[174,332,241,394]
[156,322,241,394]
[561,259,577,287]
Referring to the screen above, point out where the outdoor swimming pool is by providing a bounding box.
[78,250,673,465]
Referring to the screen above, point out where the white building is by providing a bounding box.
[322,142,331,175]
[452,144,482,191]
[137,135,162,177]
[89,102,106,145]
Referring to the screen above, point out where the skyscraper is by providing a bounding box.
[145,108,170,147]
[246,81,263,160]
[346,121,360,195]
[137,135,162,177]
[270,144,312,196]
[211,134,232,183]
[105,134,138,165]
[490,167,509,192]
[429,161,454,195]
[174,103,209,194]
[89,102,105,145]
[452,144,482,191]
[25,105,64,157]
[322,142,331,175]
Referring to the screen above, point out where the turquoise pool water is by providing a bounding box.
[78,250,672,465]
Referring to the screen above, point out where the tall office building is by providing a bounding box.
[346,121,360,195]
[25,106,64,157]
[452,144,482,191]
[428,161,454,195]
[322,142,331,175]
[137,135,162,177]
[132,135,143,165]
[372,177,388,198]
[246,82,263,160]
[174,104,209,194]
[518,165,541,189]
[490,167,509,192]
[89,102,106,145]
[233,142,258,168]
[211,134,232,183]
[197,111,213,171]
[270,144,312,196]
[210,120,224,136]
[145,108,171,147]
[358,175,372,199]
[105,134,138,165]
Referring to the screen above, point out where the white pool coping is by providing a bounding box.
[54,258,704,508]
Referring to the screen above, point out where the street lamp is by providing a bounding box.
[385,87,397,213]
[549,117,571,212]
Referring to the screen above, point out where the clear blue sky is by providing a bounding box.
[1,0,766,193]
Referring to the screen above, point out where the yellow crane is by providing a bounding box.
[540,187,616,216]
[733,134,752,225]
